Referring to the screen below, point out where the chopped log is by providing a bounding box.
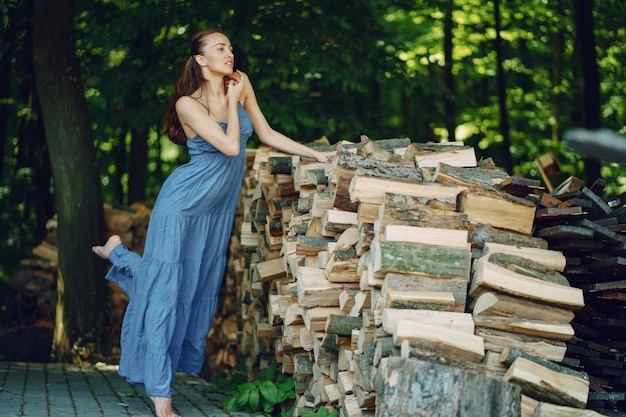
[339,290,358,312]
[353,352,373,391]
[393,319,485,362]
[473,315,574,341]
[372,238,471,280]
[311,192,334,217]
[500,347,589,381]
[384,289,456,311]
[338,370,354,395]
[354,383,376,409]
[433,162,509,189]
[472,291,575,323]
[322,209,359,233]
[294,160,326,189]
[296,267,359,307]
[296,236,335,256]
[325,248,359,283]
[486,252,570,287]
[382,272,468,312]
[482,241,566,272]
[256,322,282,339]
[268,156,293,175]
[412,144,478,168]
[377,192,467,229]
[340,394,362,417]
[373,357,521,417]
[349,170,464,205]
[502,356,590,408]
[306,169,329,186]
[325,314,363,336]
[303,307,345,332]
[476,327,567,362]
[373,336,399,366]
[255,257,287,283]
[532,402,608,417]
[382,308,475,335]
[468,222,548,250]
[331,146,422,182]
[382,225,468,249]
[348,291,369,317]
[497,176,543,197]
[470,257,585,310]
[357,135,413,166]
[458,189,537,235]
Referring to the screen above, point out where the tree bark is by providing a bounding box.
[33,0,107,361]
[443,0,457,142]
[493,0,513,173]
[573,0,601,182]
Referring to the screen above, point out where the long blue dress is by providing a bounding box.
[105,104,253,397]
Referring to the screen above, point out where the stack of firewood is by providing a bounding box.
[528,171,626,415]
[219,135,616,417]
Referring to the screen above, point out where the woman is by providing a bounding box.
[93,29,333,417]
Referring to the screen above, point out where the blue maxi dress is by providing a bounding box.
[105,104,253,398]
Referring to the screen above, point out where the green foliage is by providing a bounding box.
[2,0,626,280]
[218,360,296,416]
[302,407,338,417]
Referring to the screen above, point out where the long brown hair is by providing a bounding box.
[163,29,225,146]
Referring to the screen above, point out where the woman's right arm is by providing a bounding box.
[175,75,245,156]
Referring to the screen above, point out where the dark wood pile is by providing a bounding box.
[0,202,152,363]
[532,172,626,416]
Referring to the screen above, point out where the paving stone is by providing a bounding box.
[0,362,262,417]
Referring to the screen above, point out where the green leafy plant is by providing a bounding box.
[302,406,338,417]
[219,361,296,416]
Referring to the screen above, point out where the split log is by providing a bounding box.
[382,272,468,312]
[473,315,574,341]
[382,308,475,335]
[296,267,359,307]
[349,169,464,205]
[468,222,548,250]
[502,356,590,408]
[371,238,471,280]
[433,162,509,189]
[532,402,608,417]
[476,327,567,362]
[472,291,575,324]
[458,189,537,235]
[373,357,521,417]
[482,241,566,272]
[470,257,585,310]
[412,143,478,168]
[393,319,485,362]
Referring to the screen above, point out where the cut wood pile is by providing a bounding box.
[217,136,626,417]
[2,202,153,362]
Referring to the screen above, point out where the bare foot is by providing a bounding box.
[91,235,122,260]
[150,396,181,417]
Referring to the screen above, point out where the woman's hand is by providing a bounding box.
[314,150,336,163]
[226,70,246,102]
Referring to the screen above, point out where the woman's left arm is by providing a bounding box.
[241,73,335,163]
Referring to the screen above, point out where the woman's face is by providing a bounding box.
[197,32,234,76]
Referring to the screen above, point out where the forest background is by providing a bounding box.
[0,0,624,359]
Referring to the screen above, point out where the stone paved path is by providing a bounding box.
[0,361,263,417]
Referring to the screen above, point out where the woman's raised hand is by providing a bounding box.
[226,70,246,101]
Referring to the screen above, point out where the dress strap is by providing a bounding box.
[192,97,210,114]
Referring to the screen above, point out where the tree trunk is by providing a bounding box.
[494,0,513,173]
[573,0,601,183]
[443,0,457,142]
[33,0,107,361]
